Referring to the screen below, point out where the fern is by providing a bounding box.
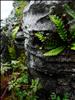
[44,46,65,56]
[70,24,75,31]
[64,4,75,19]
[71,43,75,50]
[50,15,67,41]
[70,24,75,38]
[44,14,75,56]
[35,6,75,56]
[35,32,46,42]
[1,63,11,75]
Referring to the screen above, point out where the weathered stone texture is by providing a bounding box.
[23,0,75,99]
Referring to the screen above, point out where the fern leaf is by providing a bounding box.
[70,23,75,38]
[35,32,46,42]
[12,26,19,39]
[70,24,75,31]
[50,15,67,41]
[71,43,75,50]
[44,46,65,56]
[64,4,75,19]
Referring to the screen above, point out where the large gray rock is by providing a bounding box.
[23,0,72,31]
[23,0,75,99]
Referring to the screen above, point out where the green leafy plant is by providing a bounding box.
[25,78,42,100]
[10,60,27,72]
[35,32,46,42]
[64,4,75,19]
[8,44,16,60]
[64,4,75,38]
[44,46,65,56]
[8,76,42,100]
[50,15,67,41]
[11,26,19,39]
[7,58,42,100]
[1,63,11,75]
[35,5,75,56]
[8,73,28,90]
[49,92,69,100]
[15,1,28,21]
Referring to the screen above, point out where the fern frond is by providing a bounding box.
[64,4,75,19]
[70,24,75,31]
[44,46,65,56]
[35,32,46,42]
[71,42,75,50]
[50,15,67,41]
[70,23,75,38]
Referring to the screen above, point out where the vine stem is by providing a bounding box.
[0,86,8,100]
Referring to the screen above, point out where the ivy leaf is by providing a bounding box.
[71,43,75,50]
[12,26,19,39]
[50,15,67,41]
[44,46,65,56]
[64,4,75,19]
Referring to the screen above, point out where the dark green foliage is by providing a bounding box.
[35,32,46,42]
[71,43,75,50]
[11,26,19,39]
[64,4,75,19]
[50,15,67,41]
[49,92,69,100]
[15,1,28,21]
[35,4,75,56]
[45,14,75,55]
